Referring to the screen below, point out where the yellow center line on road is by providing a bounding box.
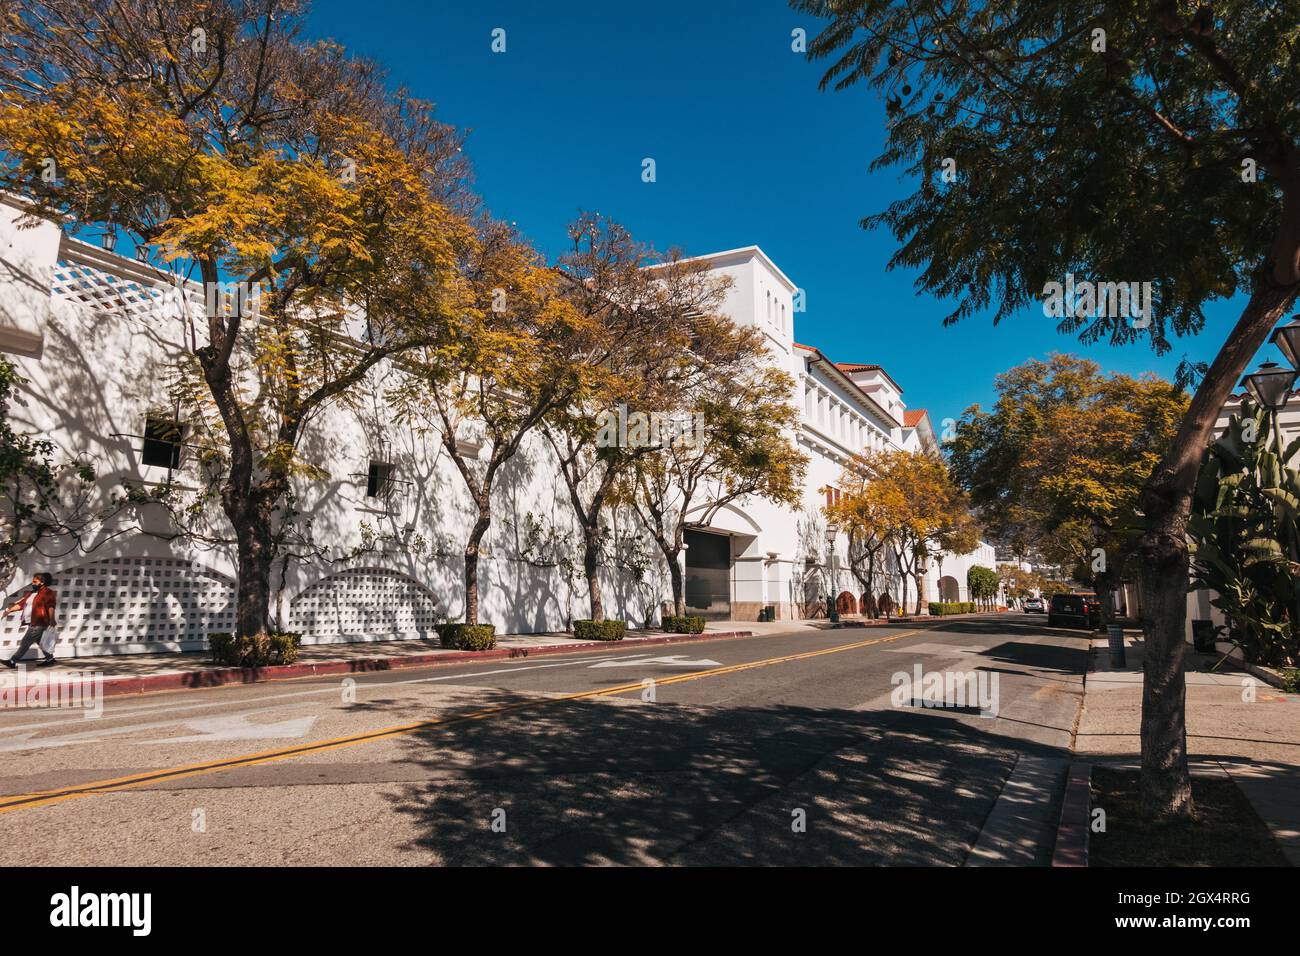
[0,628,921,815]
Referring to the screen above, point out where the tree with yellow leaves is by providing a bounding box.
[0,1,478,639]
[829,448,977,616]
[392,221,623,628]
[827,453,901,616]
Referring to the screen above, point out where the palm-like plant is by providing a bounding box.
[1188,400,1300,666]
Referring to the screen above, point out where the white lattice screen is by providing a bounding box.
[50,239,202,326]
[289,568,438,639]
[1,557,236,652]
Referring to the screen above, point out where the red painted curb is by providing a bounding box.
[1051,762,1093,867]
[14,629,757,702]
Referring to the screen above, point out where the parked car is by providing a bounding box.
[1023,597,1045,613]
[1046,593,1094,628]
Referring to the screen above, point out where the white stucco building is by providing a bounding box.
[0,198,995,656]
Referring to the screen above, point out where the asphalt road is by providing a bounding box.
[0,613,1090,865]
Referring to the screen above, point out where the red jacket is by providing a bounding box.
[13,587,56,627]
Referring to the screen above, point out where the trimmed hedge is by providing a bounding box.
[435,623,497,650]
[208,631,302,667]
[927,601,976,616]
[661,614,706,634]
[574,619,626,641]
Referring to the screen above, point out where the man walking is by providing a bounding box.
[2,572,58,668]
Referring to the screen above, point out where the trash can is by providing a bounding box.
[1106,624,1126,668]
[1191,619,1216,654]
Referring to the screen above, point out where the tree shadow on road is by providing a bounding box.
[382,692,1076,866]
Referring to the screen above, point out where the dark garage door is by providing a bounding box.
[685,529,731,620]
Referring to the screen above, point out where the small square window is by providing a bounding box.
[367,461,394,499]
[142,417,183,469]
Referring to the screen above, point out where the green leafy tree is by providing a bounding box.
[949,356,1187,624]
[967,564,1000,610]
[796,0,1300,817]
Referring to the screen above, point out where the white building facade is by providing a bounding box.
[0,201,993,657]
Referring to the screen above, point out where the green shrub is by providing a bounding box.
[267,631,301,664]
[208,631,302,667]
[927,602,976,617]
[574,619,626,641]
[208,632,236,663]
[437,623,496,650]
[1279,668,1300,694]
[661,615,705,634]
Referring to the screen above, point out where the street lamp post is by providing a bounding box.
[1242,355,1300,638]
[825,524,840,624]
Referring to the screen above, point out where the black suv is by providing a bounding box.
[1047,593,1098,628]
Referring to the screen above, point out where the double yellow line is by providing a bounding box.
[0,628,919,815]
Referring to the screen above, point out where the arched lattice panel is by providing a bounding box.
[0,557,236,652]
[288,568,438,640]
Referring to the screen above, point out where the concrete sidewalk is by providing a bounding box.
[1075,631,1300,865]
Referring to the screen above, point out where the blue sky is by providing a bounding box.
[304,0,1270,424]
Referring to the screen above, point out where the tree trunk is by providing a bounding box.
[464,510,491,626]
[234,514,275,638]
[583,534,603,622]
[668,554,685,617]
[1137,276,1298,817]
[1136,522,1194,818]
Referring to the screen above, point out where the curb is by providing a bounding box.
[1244,661,1296,691]
[8,628,756,702]
[1050,761,1093,867]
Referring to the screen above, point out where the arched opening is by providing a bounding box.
[835,591,857,615]
[877,592,895,616]
[861,592,877,618]
[938,575,961,603]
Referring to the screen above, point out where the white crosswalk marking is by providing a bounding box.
[588,655,721,669]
